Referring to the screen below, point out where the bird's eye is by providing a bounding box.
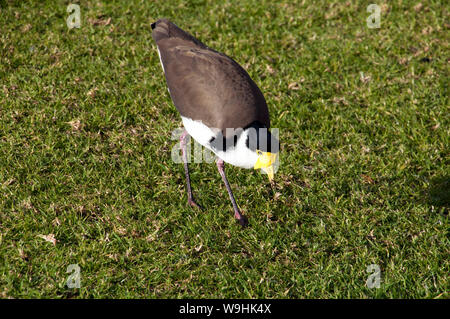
[257,150,263,156]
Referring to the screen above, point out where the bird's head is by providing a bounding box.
[210,123,279,180]
[245,124,279,182]
[254,150,278,182]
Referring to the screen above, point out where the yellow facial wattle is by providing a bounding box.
[254,151,277,181]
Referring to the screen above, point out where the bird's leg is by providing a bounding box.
[180,130,201,209]
[216,158,248,227]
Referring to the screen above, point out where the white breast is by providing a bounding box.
[181,116,257,169]
[181,116,217,148]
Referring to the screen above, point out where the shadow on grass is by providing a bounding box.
[427,175,449,215]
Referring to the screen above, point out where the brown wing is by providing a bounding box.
[152,19,270,136]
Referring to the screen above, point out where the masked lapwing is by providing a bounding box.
[151,19,279,226]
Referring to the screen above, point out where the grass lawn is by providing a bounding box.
[0,0,448,298]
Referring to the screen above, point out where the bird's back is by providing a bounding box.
[151,19,270,137]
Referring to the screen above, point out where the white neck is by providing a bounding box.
[181,116,258,169]
[214,129,258,169]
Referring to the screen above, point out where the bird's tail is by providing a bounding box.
[151,19,206,48]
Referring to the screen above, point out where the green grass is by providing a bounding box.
[0,0,448,298]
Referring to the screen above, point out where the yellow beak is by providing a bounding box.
[263,165,274,182]
[254,151,277,182]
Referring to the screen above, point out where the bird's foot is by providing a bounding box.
[235,212,249,228]
[188,198,203,210]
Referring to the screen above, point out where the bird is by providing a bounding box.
[151,19,279,226]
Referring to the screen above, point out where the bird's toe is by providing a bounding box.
[188,199,203,210]
[237,215,249,228]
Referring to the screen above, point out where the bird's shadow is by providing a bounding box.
[427,175,449,215]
